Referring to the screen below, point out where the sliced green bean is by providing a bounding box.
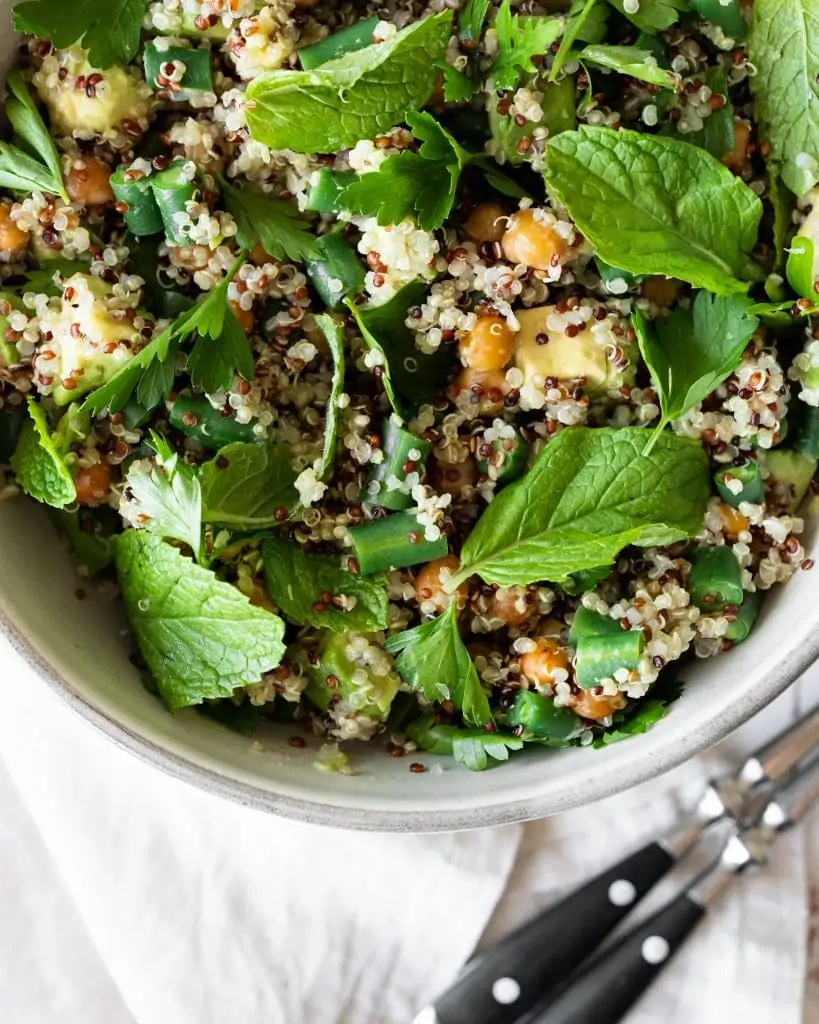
[476,428,529,486]
[714,459,763,507]
[111,167,164,236]
[143,44,214,97]
[794,405,819,460]
[305,169,356,214]
[298,17,380,70]
[169,395,257,450]
[724,590,761,645]
[306,233,365,310]
[568,606,622,646]
[574,631,646,690]
[365,418,431,511]
[507,691,579,740]
[349,511,448,575]
[150,159,199,245]
[689,546,744,612]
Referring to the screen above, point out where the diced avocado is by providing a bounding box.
[489,76,576,165]
[760,449,818,512]
[34,50,151,136]
[304,631,401,737]
[44,274,142,406]
[0,291,25,367]
[514,304,636,398]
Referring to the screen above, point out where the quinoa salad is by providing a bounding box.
[0,0,817,774]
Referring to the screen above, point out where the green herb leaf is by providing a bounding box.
[245,12,452,154]
[406,716,523,771]
[595,678,683,745]
[786,235,816,301]
[579,44,681,89]
[122,432,203,563]
[489,77,576,164]
[436,62,479,103]
[604,0,688,34]
[689,0,747,40]
[445,426,710,590]
[10,397,76,509]
[545,126,763,294]
[187,304,254,395]
[116,531,286,711]
[681,65,734,160]
[12,0,144,69]
[0,140,65,197]
[218,175,320,263]
[749,0,819,196]
[314,314,344,483]
[384,601,492,727]
[5,70,68,202]
[200,441,299,529]
[550,0,605,81]
[262,536,389,631]
[491,1,564,91]
[458,0,491,42]
[632,293,759,450]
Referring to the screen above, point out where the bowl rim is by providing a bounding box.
[3,600,818,832]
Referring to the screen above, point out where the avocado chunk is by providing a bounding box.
[40,274,142,406]
[760,449,818,512]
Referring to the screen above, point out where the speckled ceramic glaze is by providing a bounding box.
[1,10,818,832]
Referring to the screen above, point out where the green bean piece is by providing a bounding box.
[574,631,646,690]
[298,17,380,70]
[794,405,819,460]
[365,418,432,511]
[306,233,365,310]
[714,459,763,507]
[150,159,199,245]
[349,511,448,575]
[169,395,257,450]
[724,590,761,645]
[567,606,622,646]
[304,169,356,214]
[143,44,214,97]
[476,428,529,486]
[304,630,399,719]
[689,546,744,612]
[110,167,164,236]
[507,691,579,740]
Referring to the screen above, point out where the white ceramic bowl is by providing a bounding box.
[1,13,818,831]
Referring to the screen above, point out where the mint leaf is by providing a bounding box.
[446,427,710,590]
[545,126,763,295]
[5,70,68,202]
[579,45,681,89]
[384,601,491,727]
[11,397,76,509]
[262,536,388,632]
[314,314,344,483]
[406,716,523,771]
[122,433,203,563]
[491,1,564,91]
[749,0,819,196]
[550,0,606,81]
[116,531,286,711]
[218,176,320,263]
[604,0,688,33]
[200,441,298,529]
[459,0,491,42]
[633,293,759,450]
[12,0,144,69]
[246,12,452,154]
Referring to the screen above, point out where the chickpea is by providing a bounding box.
[430,455,478,497]
[722,120,752,172]
[0,202,29,258]
[520,638,571,687]
[501,208,570,271]
[250,242,274,265]
[229,299,255,334]
[458,315,515,372]
[716,501,750,541]
[248,584,277,612]
[537,617,567,640]
[464,202,508,244]
[73,461,112,506]
[66,158,114,206]
[415,555,467,612]
[641,276,681,308]
[450,367,510,416]
[487,585,533,627]
[571,690,627,721]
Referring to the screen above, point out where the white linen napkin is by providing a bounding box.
[0,635,815,1024]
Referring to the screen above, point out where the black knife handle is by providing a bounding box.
[431,842,674,1024]
[520,893,705,1024]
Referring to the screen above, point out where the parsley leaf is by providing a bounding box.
[458,0,491,43]
[200,441,299,529]
[116,531,286,711]
[595,679,683,746]
[444,427,710,590]
[12,0,144,69]
[314,314,344,483]
[262,536,389,632]
[632,292,759,450]
[246,12,452,153]
[10,397,76,509]
[218,175,320,263]
[122,432,203,563]
[550,0,606,81]
[436,62,480,103]
[749,0,819,196]
[82,254,247,415]
[546,127,763,295]
[406,716,523,771]
[604,0,688,34]
[4,70,68,202]
[579,44,681,89]
[491,0,564,91]
[384,601,492,727]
